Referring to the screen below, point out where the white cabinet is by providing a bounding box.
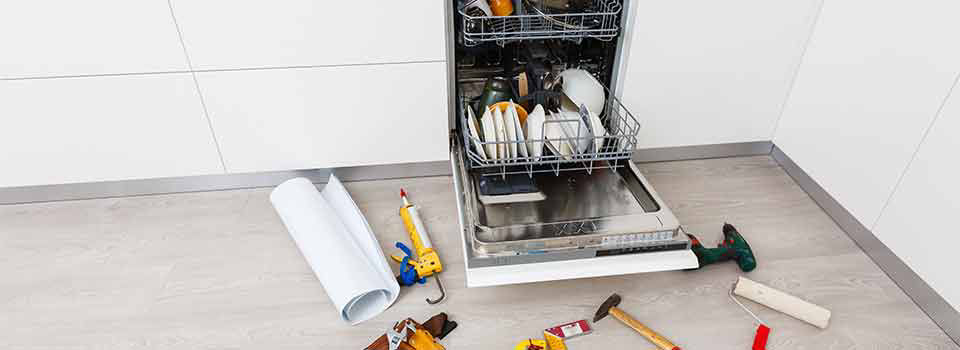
[169,1,446,70]
[0,74,224,188]
[774,0,960,227]
[873,87,960,310]
[619,0,822,148]
[0,0,188,79]
[196,62,449,173]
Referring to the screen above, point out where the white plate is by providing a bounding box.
[511,104,529,160]
[544,112,575,159]
[466,107,486,160]
[561,94,604,151]
[504,102,519,160]
[587,110,606,152]
[492,105,507,162]
[480,106,498,160]
[557,109,592,154]
[525,104,545,160]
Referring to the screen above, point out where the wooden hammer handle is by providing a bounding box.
[610,307,680,350]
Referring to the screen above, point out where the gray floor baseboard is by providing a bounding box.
[633,141,773,163]
[0,161,452,205]
[772,145,960,345]
[0,142,770,205]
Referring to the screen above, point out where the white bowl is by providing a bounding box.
[558,69,606,115]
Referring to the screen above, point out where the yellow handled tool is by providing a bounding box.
[399,190,443,277]
[396,189,445,304]
[594,294,681,350]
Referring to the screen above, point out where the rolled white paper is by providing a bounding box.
[734,276,831,329]
[270,176,399,325]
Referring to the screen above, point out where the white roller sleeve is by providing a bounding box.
[733,276,831,329]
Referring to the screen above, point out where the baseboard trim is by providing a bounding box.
[772,145,960,345]
[0,161,452,205]
[0,142,771,205]
[633,141,773,163]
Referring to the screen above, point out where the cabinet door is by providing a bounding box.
[873,87,960,310]
[774,0,960,226]
[197,62,448,173]
[0,74,224,188]
[169,1,446,70]
[619,0,822,148]
[0,0,188,79]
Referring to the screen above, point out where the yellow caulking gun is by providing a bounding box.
[390,189,445,304]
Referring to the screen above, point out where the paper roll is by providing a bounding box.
[270,176,399,325]
[733,276,831,329]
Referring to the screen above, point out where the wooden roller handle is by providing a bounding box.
[609,307,680,350]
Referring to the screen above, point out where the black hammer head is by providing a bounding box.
[593,293,622,322]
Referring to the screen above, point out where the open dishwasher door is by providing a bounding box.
[451,136,697,287]
[447,0,697,287]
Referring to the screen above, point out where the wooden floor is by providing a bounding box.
[1,156,956,350]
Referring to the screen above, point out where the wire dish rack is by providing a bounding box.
[459,0,622,46]
[460,88,640,177]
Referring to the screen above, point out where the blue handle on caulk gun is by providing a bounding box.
[395,242,426,286]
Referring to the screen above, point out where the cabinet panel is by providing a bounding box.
[197,62,448,173]
[170,1,446,70]
[620,0,822,148]
[0,74,224,188]
[873,86,960,310]
[774,0,960,226]
[0,0,188,79]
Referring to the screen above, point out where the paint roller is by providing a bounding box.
[733,276,831,329]
[731,276,831,350]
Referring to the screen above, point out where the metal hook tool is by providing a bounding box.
[426,275,446,304]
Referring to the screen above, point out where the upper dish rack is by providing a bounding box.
[460,88,641,177]
[459,0,622,47]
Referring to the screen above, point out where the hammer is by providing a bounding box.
[594,294,681,350]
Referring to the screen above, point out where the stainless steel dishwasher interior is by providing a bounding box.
[453,131,680,257]
[474,165,660,240]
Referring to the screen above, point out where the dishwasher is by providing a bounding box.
[447,0,698,287]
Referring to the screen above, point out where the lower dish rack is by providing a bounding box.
[459,0,622,46]
[460,88,641,177]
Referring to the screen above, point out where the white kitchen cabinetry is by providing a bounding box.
[873,87,960,310]
[774,0,960,227]
[0,0,188,79]
[0,74,224,188]
[169,1,446,70]
[196,62,448,173]
[619,0,822,148]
